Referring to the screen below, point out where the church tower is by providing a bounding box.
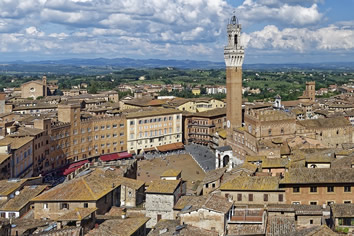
[225,14,244,131]
[42,75,48,97]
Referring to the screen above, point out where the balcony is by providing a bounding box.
[228,209,265,224]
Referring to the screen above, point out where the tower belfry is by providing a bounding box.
[225,13,244,132]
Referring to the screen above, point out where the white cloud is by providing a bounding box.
[237,0,323,26]
[243,24,354,52]
[0,0,353,62]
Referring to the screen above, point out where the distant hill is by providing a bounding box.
[0,58,353,74]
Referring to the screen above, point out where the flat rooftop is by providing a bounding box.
[137,154,205,194]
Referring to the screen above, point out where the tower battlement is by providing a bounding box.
[224,14,244,68]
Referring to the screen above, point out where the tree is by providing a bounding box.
[88,82,98,94]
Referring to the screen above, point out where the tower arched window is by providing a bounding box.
[268,129,272,136]
[234,34,238,46]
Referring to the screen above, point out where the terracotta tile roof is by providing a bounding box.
[202,194,232,214]
[220,176,281,191]
[0,154,11,165]
[161,169,181,177]
[289,225,338,236]
[280,168,354,184]
[0,185,46,212]
[56,207,97,221]
[203,167,226,184]
[266,216,296,236]
[125,108,181,119]
[262,158,289,168]
[120,177,144,190]
[9,127,45,138]
[297,117,351,129]
[174,195,206,211]
[0,179,27,196]
[217,129,227,139]
[86,217,150,236]
[331,204,354,218]
[32,168,125,202]
[149,220,218,236]
[0,136,33,149]
[146,179,181,194]
[306,155,334,163]
[185,108,226,118]
[331,156,354,169]
[245,155,266,163]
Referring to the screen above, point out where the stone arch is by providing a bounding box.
[223,155,230,167]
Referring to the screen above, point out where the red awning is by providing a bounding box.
[67,160,89,169]
[156,142,184,152]
[62,160,89,176]
[100,152,133,162]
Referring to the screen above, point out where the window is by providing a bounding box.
[130,121,134,125]
[113,124,117,128]
[293,187,300,193]
[278,194,284,202]
[310,201,317,205]
[268,129,272,135]
[310,220,313,225]
[344,186,351,192]
[327,201,334,206]
[101,126,105,130]
[84,203,88,208]
[310,187,317,193]
[327,186,334,192]
[344,201,351,204]
[237,194,242,201]
[248,194,253,202]
[264,194,268,202]
[60,203,69,210]
[43,203,48,209]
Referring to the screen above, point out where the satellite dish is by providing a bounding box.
[15,191,20,196]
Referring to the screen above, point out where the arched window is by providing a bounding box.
[234,34,238,46]
[268,129,272,136]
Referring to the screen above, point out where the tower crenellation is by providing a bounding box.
[224,15,244,68]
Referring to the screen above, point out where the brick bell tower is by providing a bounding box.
[225,14,244,134]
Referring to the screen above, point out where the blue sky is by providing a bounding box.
[0,0,353,64]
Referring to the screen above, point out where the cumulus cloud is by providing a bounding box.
[243,24,354,52]
[236,0,323,26]
[0,0,353,62]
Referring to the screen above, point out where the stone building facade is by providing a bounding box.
[21,76,48,99]
[296,117,353,148]
[145,179,186,228]
[126,108,182,155]
[220,176,286,205]
[183,108,226,147]
[280,168,354,205]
